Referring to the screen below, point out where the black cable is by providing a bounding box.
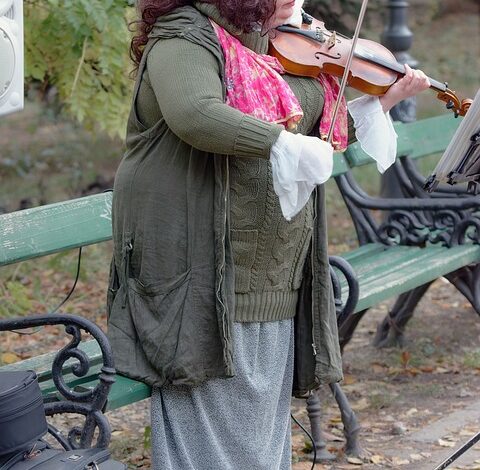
[291,412,316,470]
[48,246,82,314]
[8,247,83,335]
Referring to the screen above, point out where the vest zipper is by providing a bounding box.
[310,188,318,357]
[121,239,133,308]
[215,158,230,367]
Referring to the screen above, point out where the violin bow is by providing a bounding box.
[326,0,369,144]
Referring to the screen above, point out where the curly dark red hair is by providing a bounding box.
[130,0,276,67]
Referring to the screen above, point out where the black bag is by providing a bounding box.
[0,371,48,456]
[0,441,126,470]
[0,372,126,470]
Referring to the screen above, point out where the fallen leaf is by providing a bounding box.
[406,408,418,416]
[372,362,388,373]
[370,455,384,464]
[401,351,411,367]
[343,374,357,385]
[329,416,343,424]
[437,438,456,447]
[1,352,20,364]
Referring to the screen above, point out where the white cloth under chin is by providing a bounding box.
[285,0,304,28]
[270,95,398,220]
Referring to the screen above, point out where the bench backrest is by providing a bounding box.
[0,191,113,266]
[332,113,461,176]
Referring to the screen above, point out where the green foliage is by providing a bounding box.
[143,426,151,450]
[0,280,34,316]
[463,350,480,369]
[24,0,134,138]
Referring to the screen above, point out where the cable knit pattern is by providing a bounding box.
[231,76,324,322]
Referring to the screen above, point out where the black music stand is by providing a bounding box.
[424,130,480,194]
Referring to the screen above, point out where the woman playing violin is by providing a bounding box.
[107,0,429,468]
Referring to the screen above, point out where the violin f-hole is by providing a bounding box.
[315,51,341,60]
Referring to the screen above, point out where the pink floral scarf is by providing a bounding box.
[211,21,348,151]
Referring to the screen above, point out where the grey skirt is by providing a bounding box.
[151,318,294,470]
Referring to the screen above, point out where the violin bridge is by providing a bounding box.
[327,31,337,49]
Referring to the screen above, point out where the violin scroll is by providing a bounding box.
[436,88,472,117]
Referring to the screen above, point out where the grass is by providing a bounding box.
[463,350,480,369]
[0,103,123,213]
[368,389,396,410]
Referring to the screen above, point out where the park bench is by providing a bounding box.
[333,113,480,350]
[1,113,479,461]
[0,190,360,460]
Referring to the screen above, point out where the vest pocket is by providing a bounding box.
[127,270,192,368]
[230,229,258,293]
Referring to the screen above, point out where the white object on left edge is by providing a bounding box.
[0,0,24,117]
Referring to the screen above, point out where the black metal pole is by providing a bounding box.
[433,431,480,470]
[380,0,418,198]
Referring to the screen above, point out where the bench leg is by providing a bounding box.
[445,265,480,314]
[306,391,336,461]
[329,383,363,458]
[373,283,432,348]
[305,385,363,461]
[338,309,369,351]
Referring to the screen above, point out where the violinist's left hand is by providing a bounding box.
[379,64,430,113]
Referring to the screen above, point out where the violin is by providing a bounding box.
[269,14,472,117]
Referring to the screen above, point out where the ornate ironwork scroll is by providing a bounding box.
[0,314,116,450]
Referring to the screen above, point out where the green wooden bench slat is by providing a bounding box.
[332,151,351,177]
[1,340,102,378]
[343,114,461,169]
[337,243,480,312]
[344,245,437,280]
[0,192,113,267]
[0,342,151,410]
[77,375,152,411]
[1,341,105,398]
[0,340,151,410]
